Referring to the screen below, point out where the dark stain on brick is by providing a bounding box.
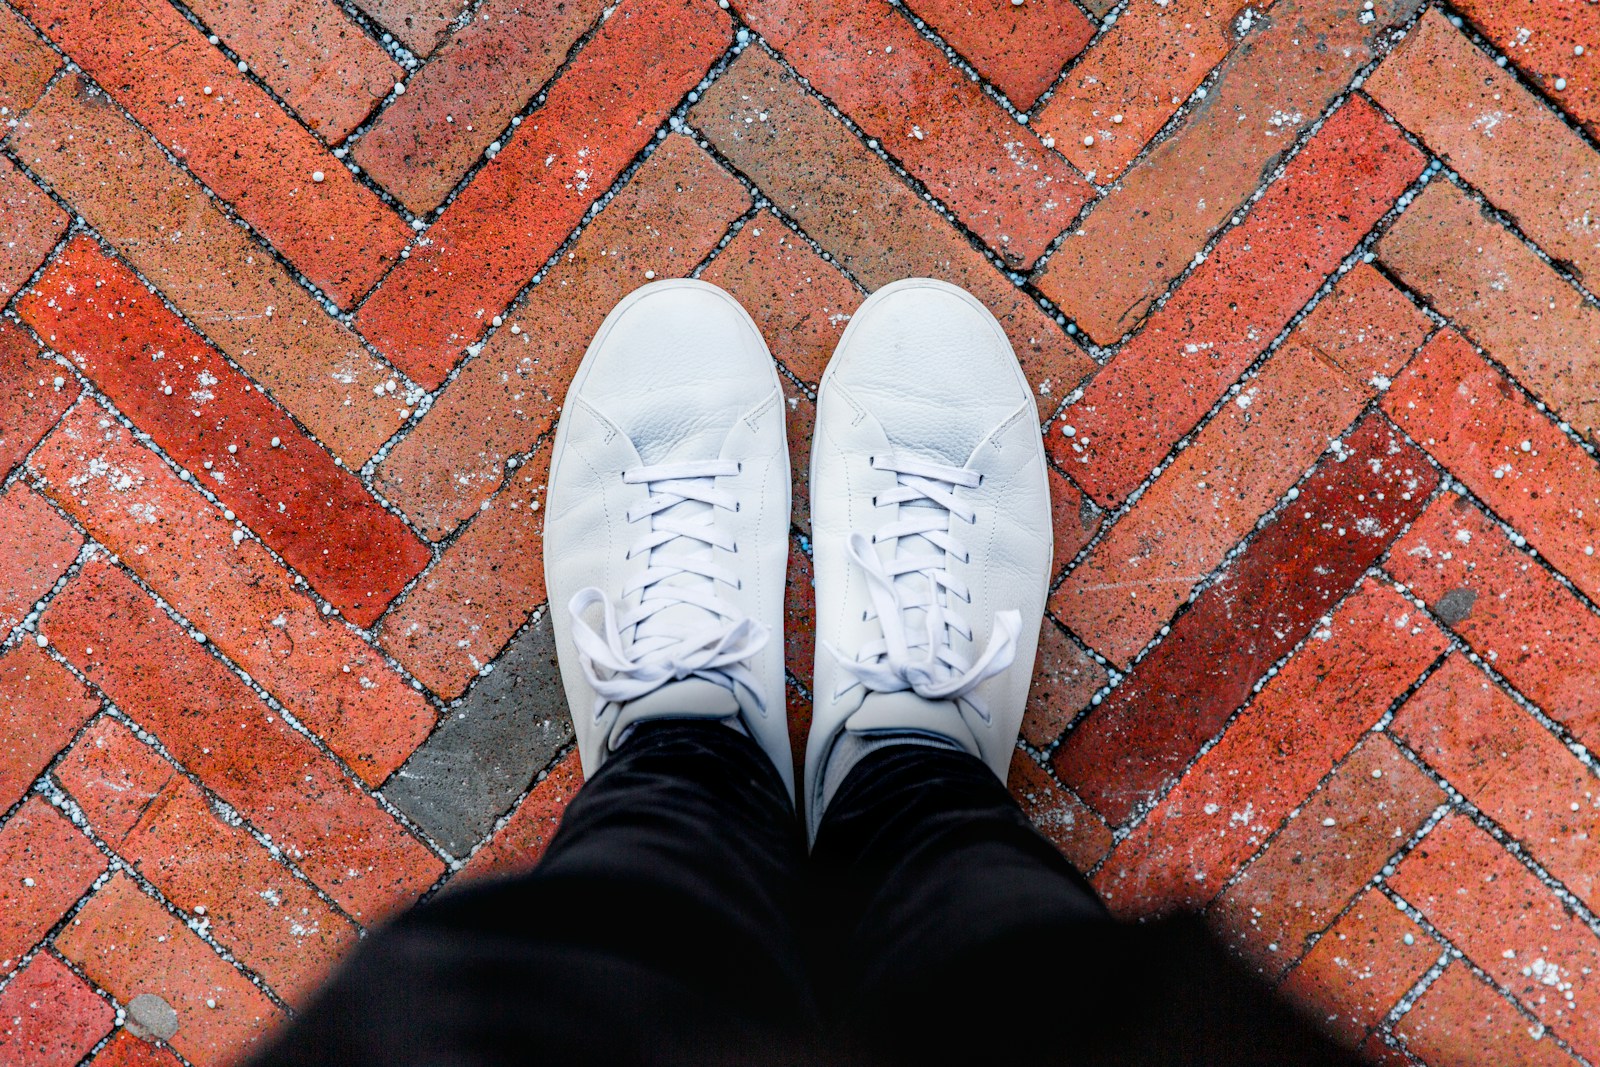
[1434,587,1478,626]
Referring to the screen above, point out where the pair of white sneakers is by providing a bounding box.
[543,277,1054,839]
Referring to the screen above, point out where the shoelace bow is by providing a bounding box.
[567,460,768,720]
[826,454,1019,721]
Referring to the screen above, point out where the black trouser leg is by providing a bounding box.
[811,744,1362,1067]
[249,720,820,1067]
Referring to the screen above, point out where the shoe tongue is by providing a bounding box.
[610,679,742,750]
[846,691,981,757]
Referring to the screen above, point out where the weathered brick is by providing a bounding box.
[1052,414,1438,825]
[1038,0,1422,343]
[1046,98,1425,506]
[1396,961,1583,1067]
[1279,888,1436,1047]
[1019,616,1106,748]
[357,0,732,387]
[380,443,548,699]
[691,48,1092,410]
[1368,9,1600,288]
[699,220,861,387]
[1038,0,1262,182]
[1211,735,1443,978]
[1392,655,1600,913]
[0,2,59,117]
[785,382,818,536]
[383,613,573,858]
[353,0,608,212]
[183,0,404,142]
[0,797,106,974]
[0,320,78,478]
[0,485,80,642]
[784,538,815,694]
[0,645,97,815]
[9,83,402,467]
[31,403,432,780]
[0,155,66,301]
[1007,750,1112,873]
[0,952,113,1066]
[1452,0,1600,137]
[1382,329,1600,604]
[22,246,431,629]
[734,0,1087,267]
[1390,815,1600,1061]
[900,0,1093,111]
[55,873,280,1067]
[65,719,361,1005]
[1094,585,1446,916]
[373,134,750,538]
[1056,340,1374,665]
[348,0,455,57]
[90,1029,186,1067]
[41,560,445,923]
[1048,464,1103,575]
[459,749,583,883]
[14,0,409,306]
[1379,179,1600,445]
[1359,1032,1418,1067]
[1290,262,1434,387]
[1387,493,1600,754]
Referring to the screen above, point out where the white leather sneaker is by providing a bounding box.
[544,280,794,796]
[805,278,1052,838]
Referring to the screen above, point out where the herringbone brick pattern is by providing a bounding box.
[0,0,1597,1061]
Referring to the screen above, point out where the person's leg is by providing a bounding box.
[250,718,820,1067]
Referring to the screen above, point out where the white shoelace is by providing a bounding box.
[826,454,1020,721]
[567,460,768,720]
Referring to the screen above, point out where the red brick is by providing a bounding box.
[1452,0,1600,137]
[380,442,549,699]
[1379,179,1600,446]
[900,0,1093,111]
[1387,493,1600,754]
[0,645,97,815]
[14,0,408,307]
[32,403,432,780]
[1056,341,1374,665]
[40,561,445,923]
[373,134,750,538]
[1094,585,1446,916]
[692,48,1092,411]
[1383,329,1600,604]
[0,2,59,117]
[348,0,455,57]
[1019,616,1106,748]
[1210,735,1444,977]
[90,1029,186,1067]
[460,750,582,883]
[1038,0,1263,182]
[8,79,402,467]
[0,320,78,478]
[0,485,80,642]
[784,538,815,694]
[55,873,281,1067]
[0,154,66,301]
[64,720,360,1005]
[1390,815,1600,1061]
[353,0,608,212]
[1279,888,1436,1047]
[1392,655,1600,912]
[1291,262,1434,387]
[20,246,431,630]
[1368,9,1600,289]
[699,221,862,387]
[785,383,818,536]
[1046,98,1425,506]
[183,0,404,142]
[0,797,106,973]
[357,0,732,387]
[1048,464,1103,573]
[0,952,114,1066]
[1396,961,1583,1067]
[1007,750,1113,873]
[1037,0,1422,343]
[1360,1032,1419,1067]
[734,0,1087,268]
[1052,414,1438,825]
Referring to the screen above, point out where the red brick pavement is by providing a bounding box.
[0,1,1597,1063]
